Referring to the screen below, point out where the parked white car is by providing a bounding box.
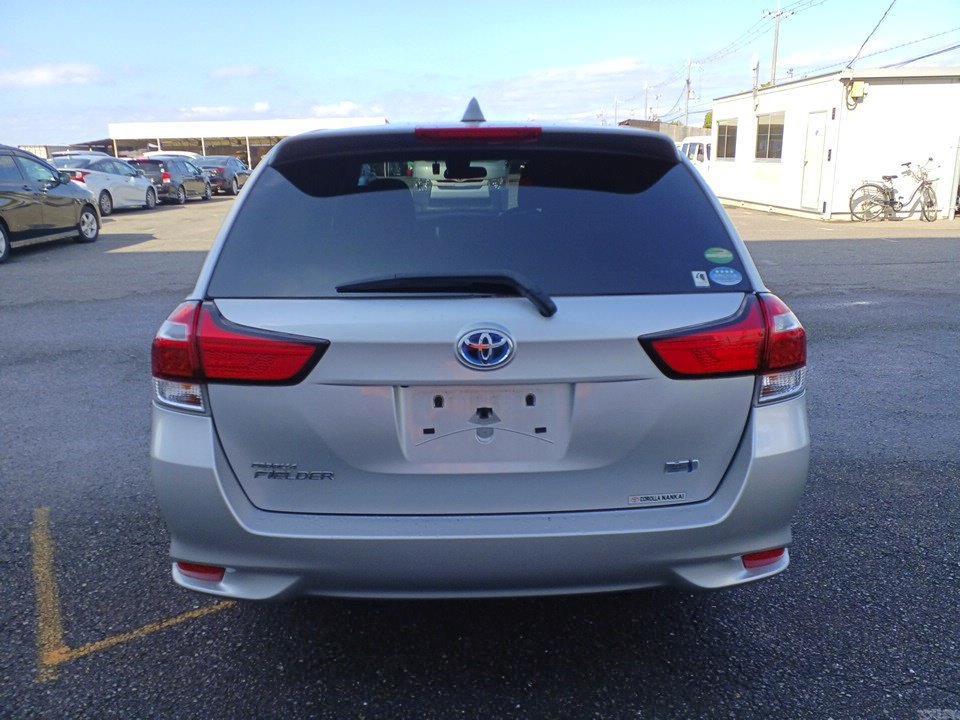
[140,150,202,160]
[50,154,157,215]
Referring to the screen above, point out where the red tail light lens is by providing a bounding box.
[152,302,201,380]
[151,302,327,410]
[640,294,806,402]
[742,548,786,570]
[195,304,325,383]
[642,296,766,378]
[214,167,225,174]
[176,562,225,582]
[758,294,806,371]
[72,171,90,183]
[415,126,542,142]
[160,171,172,183]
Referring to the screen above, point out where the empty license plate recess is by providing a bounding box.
[397,384,573,465]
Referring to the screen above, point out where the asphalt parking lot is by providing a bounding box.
[1,199,958,719]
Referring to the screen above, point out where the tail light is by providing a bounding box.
[151,301,328,411]
[415,126,542,142]
[640,293,806,404]
[72,171,90,183]
[214,167,225,174]
[160,171,172,183]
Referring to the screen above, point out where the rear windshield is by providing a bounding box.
[207,150,748,298]
[129,160,161,169]
[196,156,230,165]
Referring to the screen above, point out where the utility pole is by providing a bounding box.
[765,0,785,85]
[752,57,761,109]
[614,96,619,125]
[683,58,692,129]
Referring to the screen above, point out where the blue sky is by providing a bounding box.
[2,0,958,145]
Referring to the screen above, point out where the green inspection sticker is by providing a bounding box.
[704,247,734,264]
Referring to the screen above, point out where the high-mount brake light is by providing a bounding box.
[414,127,542,142]
[640,293,806,403]
[151,302,328,411]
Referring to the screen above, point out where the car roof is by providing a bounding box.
[53,153,111,160]
[0,144,56,164]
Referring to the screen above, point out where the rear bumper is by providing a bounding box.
[151,396,808,600]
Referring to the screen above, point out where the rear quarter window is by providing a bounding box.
[207,149,749,298]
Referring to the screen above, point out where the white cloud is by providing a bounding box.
[476,57,653,121]
[210,65,263,80]
[0,64,101,87]
[179,105,236,118]
[311,100,362,117]
[252,101,270,113]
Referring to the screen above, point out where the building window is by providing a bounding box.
[716,120,737,159]
[755,112,784,160]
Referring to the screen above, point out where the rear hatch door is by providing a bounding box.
[202,130,757,515]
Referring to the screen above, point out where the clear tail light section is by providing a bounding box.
[640,293,806,404]
[151,301,328,411]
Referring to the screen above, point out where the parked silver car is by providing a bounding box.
[51,154,156,215]
[150,115,809,600]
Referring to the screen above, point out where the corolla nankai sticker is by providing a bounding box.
[708,267,743,286]
[628,492,687,505]
[691,270,710,287]
[704,247,734,264]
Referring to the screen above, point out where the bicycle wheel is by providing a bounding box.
[920,186,937,222]
[850,183,887,221]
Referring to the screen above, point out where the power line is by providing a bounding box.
[846,0,897,69]
[797,25,960,76]
[881,41,960,67]
[697,0,829,66]
[654,86,688,121]
[624,0,830,120]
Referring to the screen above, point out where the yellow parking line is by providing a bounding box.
[31,506,236,683]
[31,507,68,683]
[59,602,236,664]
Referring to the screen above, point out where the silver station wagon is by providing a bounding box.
[151,104,809,600]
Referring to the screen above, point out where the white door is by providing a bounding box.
[800,111,827,210]
[113,160,141,206]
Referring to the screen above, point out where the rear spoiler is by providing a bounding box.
[271,126,680,167]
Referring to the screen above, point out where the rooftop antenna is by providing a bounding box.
[461,97,486,123]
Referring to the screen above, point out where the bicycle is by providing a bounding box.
[849,158,939,222]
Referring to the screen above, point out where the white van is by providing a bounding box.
[679,135,711,164]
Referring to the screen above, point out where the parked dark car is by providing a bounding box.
[0,145,100,264]
[127,157,211,205]
[194,155,251,195]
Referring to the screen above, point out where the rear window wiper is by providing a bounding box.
[336,272,557,318]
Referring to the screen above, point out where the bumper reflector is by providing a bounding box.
[742,548,786,570]
[176,562,225,582]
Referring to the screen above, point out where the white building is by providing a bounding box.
[98,116,388,166]
[702,68,960,220]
